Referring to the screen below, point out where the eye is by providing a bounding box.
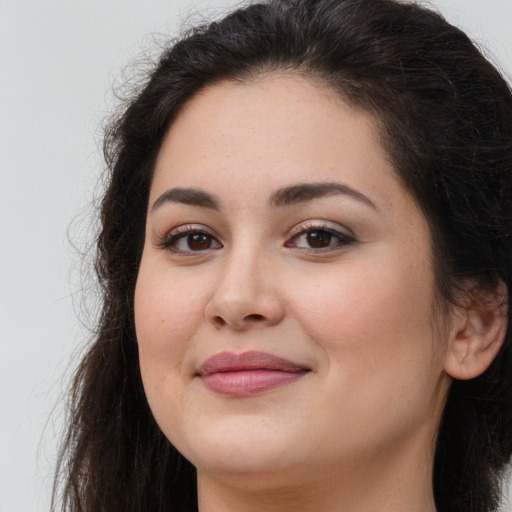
[161,225,222,254]
[285,223,355,252]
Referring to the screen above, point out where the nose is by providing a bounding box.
[204,248,285,331]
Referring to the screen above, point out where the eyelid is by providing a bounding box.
[287,219,355,239]
[159,223,213,241]
[167,223,213,236]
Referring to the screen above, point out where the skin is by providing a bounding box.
[134,74,458,512]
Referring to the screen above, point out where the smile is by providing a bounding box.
[197,351,310,397]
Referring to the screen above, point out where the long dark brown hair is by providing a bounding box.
[53,0,512,510]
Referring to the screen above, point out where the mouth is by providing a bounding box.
[197,351,311,397]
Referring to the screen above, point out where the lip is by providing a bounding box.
[197,351,310,397]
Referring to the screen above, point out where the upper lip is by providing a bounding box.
[197,351,310,376]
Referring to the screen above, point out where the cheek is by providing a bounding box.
[285,259,446,449]
[286,253,439,376]
[134,259,208,390]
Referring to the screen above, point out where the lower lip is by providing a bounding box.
[201,369,308,397]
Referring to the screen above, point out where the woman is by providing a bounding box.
[53,0,512,511]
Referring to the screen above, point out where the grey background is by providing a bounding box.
[2,1,512,510]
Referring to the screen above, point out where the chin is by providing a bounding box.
[171,416,302,478]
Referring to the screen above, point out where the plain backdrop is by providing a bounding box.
[1,1,512,510]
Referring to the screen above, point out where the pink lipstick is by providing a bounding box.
[197,351,309,397]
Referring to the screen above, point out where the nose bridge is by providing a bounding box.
[227,234,266,286]
[216,237,269,307]
[205,236,284,329]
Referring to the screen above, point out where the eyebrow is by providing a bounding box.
[151,181,377,212]
[152,187,220,211]
[269,182,378,210]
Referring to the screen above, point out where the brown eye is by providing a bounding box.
[162,228,222,253]
[187,233,213,250]
[306,230,332,248]
[285,225,355,252]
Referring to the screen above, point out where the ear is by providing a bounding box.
[444,280,508,381]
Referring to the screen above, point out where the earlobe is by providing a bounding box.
[444,281,508,381]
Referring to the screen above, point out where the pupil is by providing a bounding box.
[307,231,331,248]
[188,233,211,250]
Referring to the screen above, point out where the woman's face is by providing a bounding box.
[135,75,452,490]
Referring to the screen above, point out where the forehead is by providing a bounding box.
[151,74,401,207]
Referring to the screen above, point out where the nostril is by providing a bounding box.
[245,314,265,322]
[213,316,227,328]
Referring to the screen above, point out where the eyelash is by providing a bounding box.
[159,224,222,255]
[159,222,355,255]
[285,221,356,253]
